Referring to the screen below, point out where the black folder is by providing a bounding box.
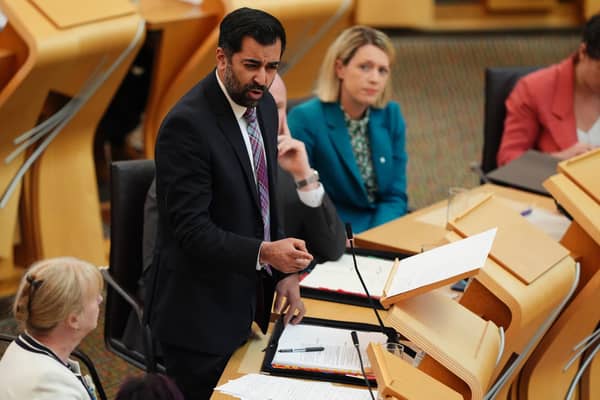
[261,316,399,386]
[300,248,410,310]
[486,150,558,196]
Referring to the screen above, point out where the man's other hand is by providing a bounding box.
[274,273,305,325]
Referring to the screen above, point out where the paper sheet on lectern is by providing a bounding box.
[387,228,496,297]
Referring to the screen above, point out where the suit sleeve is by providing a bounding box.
[301,192,346,262]
[372,102,408,227]
[155,111,261,275]
[497,79,540,166]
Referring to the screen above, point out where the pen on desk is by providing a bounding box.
[520,207,533,217]
[278,346,325,353]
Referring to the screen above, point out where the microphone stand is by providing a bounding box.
[346,223,386,334]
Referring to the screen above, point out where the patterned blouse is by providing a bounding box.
[343,107,378,203]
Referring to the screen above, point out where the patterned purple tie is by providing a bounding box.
[243,107,272,273]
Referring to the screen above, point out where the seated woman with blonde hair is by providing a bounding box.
[0,257,103,400]
[288,26,408,233]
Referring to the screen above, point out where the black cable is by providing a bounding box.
[351,331,376,400]
[346,224,386,333]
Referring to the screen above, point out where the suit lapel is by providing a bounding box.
[323,103,365,192]
[206,73,261,210]
[550,56,577,149]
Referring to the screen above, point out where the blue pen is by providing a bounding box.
[278,346,325,353]
[520,207,533,217]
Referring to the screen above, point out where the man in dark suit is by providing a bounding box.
[150,8,313,399]
[141,76,344,277]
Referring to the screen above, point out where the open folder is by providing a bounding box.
[379,228,496,308]
[262,316,397,386]
[300,248,409,309]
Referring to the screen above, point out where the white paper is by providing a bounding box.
[272,323,388,373]
[300,254,393,297]
[523,207,570,241]
[387,228,496,296]
[0,8,7,31]
[215,373,376,400]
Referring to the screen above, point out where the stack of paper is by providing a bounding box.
[215,373,375,400]
[271,324,388,375]
[300,254,393,298]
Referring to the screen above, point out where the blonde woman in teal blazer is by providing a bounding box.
[288,26,407,233]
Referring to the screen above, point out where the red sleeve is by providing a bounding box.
[497,79,541,166]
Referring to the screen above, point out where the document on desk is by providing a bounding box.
[272,323,388,374]
[215,373,376,400]
[300,254,393,298]
[381,228,496,307]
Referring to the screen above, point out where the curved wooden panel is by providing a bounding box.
[0,0,144,294]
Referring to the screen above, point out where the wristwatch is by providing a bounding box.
[295,169,319,189]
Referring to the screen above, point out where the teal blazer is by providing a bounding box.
[288,98,408,233]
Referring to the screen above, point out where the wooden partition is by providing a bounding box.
[447,196,577,399]
[139,0,226,159]
[517,150,600,400]
[0,0,143,295]
[355,0,592,30]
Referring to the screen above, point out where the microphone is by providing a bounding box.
[346,223,419,360]
[345,223,386,334]
[351,330,376,400]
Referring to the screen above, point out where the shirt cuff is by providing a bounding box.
[297,183,325,208]
[256,241,264,271]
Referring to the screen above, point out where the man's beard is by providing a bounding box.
[223,63,267,107]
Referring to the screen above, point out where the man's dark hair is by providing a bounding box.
[218,7,286,58]
[115,374,184,400]
[582,13,600,59]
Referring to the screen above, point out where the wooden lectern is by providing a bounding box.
[374,290,503,400]
[0,0,143,295]
[517,149,600,400]
[357,185,577,399]
[367,342,462,400]
[447,195,577,399]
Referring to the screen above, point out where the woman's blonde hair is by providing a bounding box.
[315,25,396,108]
[13,257,103,336]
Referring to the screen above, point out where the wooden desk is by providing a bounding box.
[210,298,387,399]
[355,183,557,255]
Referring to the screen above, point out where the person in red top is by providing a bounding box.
[497,13,600,166]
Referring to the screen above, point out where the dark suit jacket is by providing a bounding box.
[151,71,281,356]
[276,168,345,265]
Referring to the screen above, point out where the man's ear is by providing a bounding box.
[216,47,227,71]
